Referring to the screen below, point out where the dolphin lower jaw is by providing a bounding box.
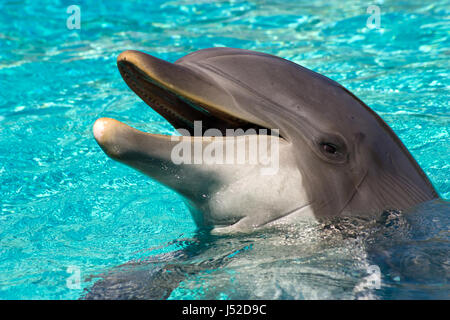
[94,117,313,231]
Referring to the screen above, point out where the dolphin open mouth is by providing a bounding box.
[116,50,271,137]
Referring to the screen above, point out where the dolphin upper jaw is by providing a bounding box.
[116,50,274,137]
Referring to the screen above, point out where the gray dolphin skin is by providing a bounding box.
[93,47,438,233]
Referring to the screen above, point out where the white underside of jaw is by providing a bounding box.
[189,140,315,234]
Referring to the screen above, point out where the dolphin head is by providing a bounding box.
[94,48,438,232]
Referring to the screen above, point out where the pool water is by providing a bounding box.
[0,0,448,299]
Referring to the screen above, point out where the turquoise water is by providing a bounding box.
[0,0,449,299]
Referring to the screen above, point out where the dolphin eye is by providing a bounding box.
[316,137,347,164]
[321,142,337,154]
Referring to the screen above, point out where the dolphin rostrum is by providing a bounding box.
[93,48,438,233]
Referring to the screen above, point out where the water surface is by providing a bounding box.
[0,0,448,299]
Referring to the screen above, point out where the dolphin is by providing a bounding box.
[93,47,438,234]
